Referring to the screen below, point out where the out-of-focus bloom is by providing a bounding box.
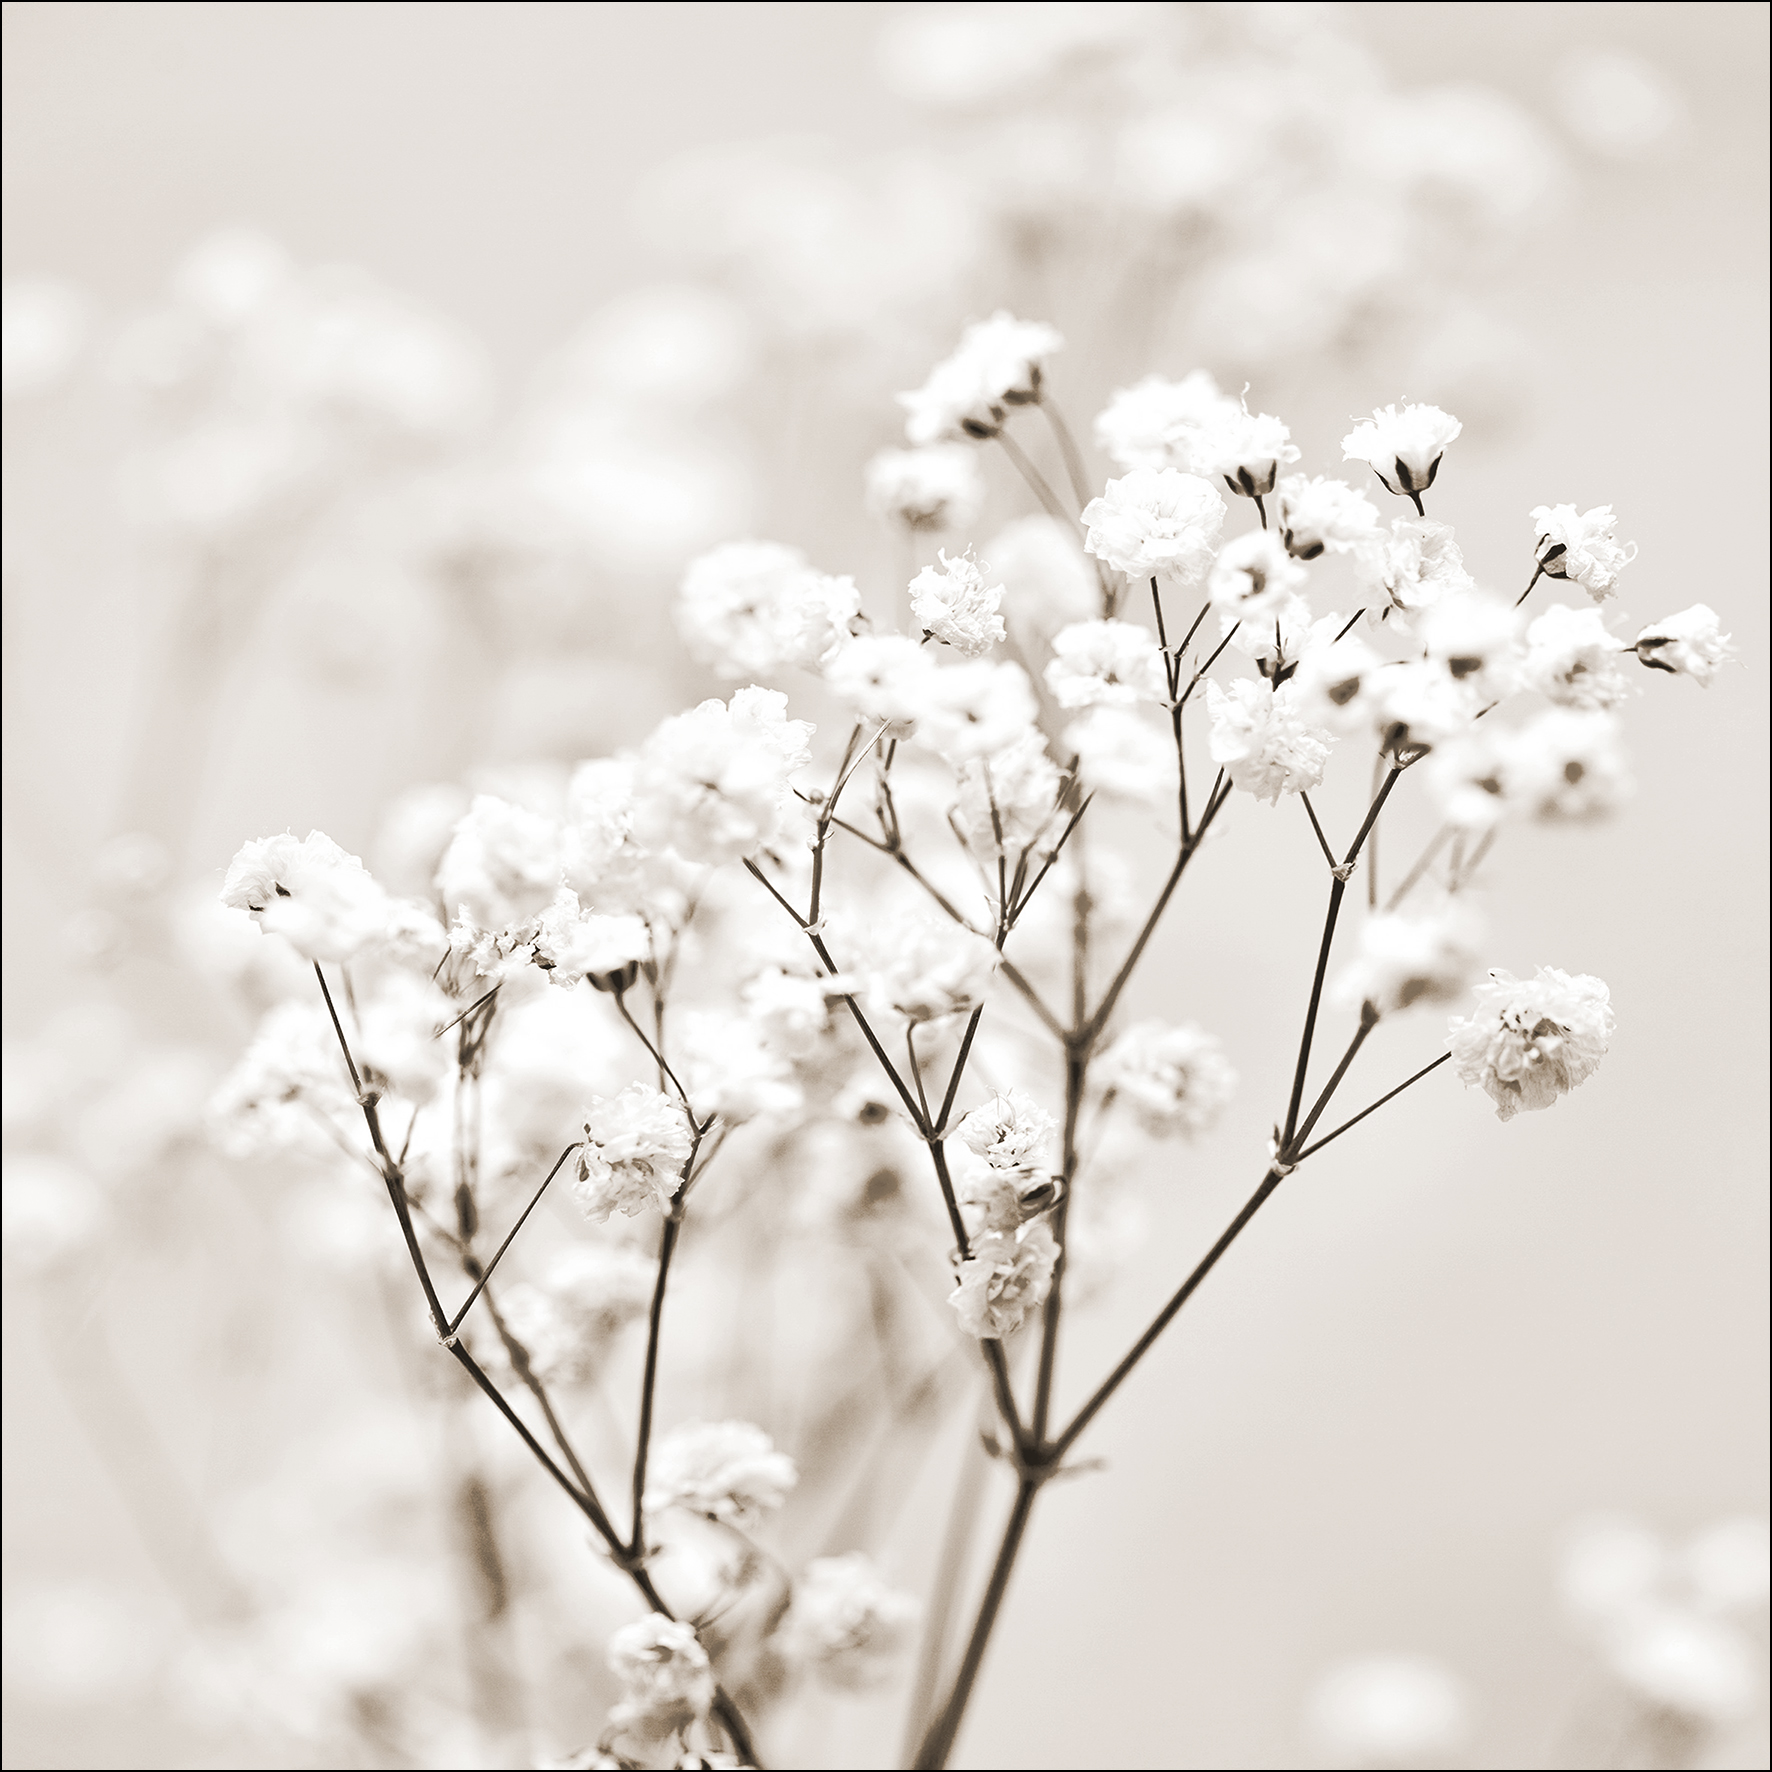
[823,633,938,737]
[1418,590,1522,700]
[910,550,1006,656]
[531,891,651,989]
[1606,1609,1759,1725]
[958,1088,1056,1174]
[2,1156,106,1272]
[497,1242,657,1383]
[741,967,846,1060]
[1354,518,1474,623]
[1224,597,1332,679]
[1634,604,1735,685]
[949,1220,1058,1338]
[3,278,91,398]
[912,657,1041,761]
[1429,709,1630,831]
[1522,604,1629,708]
[1207,678,1333,802]
[1291,633,1385,732]
[675,541,859,679]
[1560,1515,1666,1625]
[1686,1517,1771,1614]
[436,796,563,932]
[353,973,452,1105]
[221,831,392,963]
[633,688,814,866]
[1341,402,1463,499]
[1306,1655,1470,1767]
[872,917,1000,1023]
[953,729,1062,856]
[1199,404,1300,500]
[1093,371,1229,473]
[1368,659,1481,761]
[573,1085,693,1222]
[677,1008,802,1124]
[864,444,985,532]
[607,1615,715,1737]
[1276,474,1381,560]
[207,1000,354,1158]
[1065,706,1171,802]
[777,1554,919,1691]
[899,310,1063,444]
[987,514,1099,632]
[1096,1020,1236,1138]
[1553,47,1684,159]
[1449,965,1614,1120]
[1530,503,1636,601]
[1045,619,1168,708]
[1335,903,1484,1016]
[1082,469,1226,585]
[643,1420,798,1523]
[1208,529,1308,620]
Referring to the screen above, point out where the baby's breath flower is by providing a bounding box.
[1291,632,1385,732]
[1607,1609,1759,1726]
[1064,706,1171,801]
[675,541,859,680]
[1522,603,1629,709]
[987,514,1098,632]
[1335,903,1485,1017]
[1418,590,1522,701]
[1367,659,1481,761]
[1208,529,1308,621]
[1196,403,1300,500]
[899,311,1063,445]
[910,550,1006,656]
[1093,371,1230,474]
[353,972,452,1105]
[1044,618,1168,708]
[1096,1020,1236,1138]
[1206,678,1333,802]
[1428,709,1630,831]
[1634,604,1735,685]
[1277,474,1382,560]
[606,1614,715,1738]
[952,729,1062,857]
[207,1000,355,1157]
[531,890,651,989]
[1082,468,1226,585]
[863,444,985,532]
[436,796,563,932]
[1341,401,1463,500]
[677,1008,801,1124]
[1354,517,1475,624]
[573,1085,692,1223]
[741,967,847,1060]
[822,633,937,737]
[777,1554,920,1691]
[497,1242,656,1384]
[643,1420,798,1523]
[1448,965,1614,1120]
[1307,1656,1470,1768]
[1530,503,1636,601]
[949,1221,1058,1339]
[912,658,1041,761]
[874,917,1001,1023]
[957,1088,1056,1173]
[221,830,392,963]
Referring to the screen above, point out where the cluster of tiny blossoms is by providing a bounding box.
[211,306,1730,1771]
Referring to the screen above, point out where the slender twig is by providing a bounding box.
[1332,609,1366,644]
[447,1142,579,1334]
[1178,624,1240,706]
[996,429,1080,533]
[629,1213,682,1554]
[614,989,692,1106]
[1385,824,1453,913]
[433,984,501,1042]
[1039,396,1092,510]
[1030,1048,1086,1446]
[1299,794,1338,872]
[1290,1009,1378,1153]
[934,1007,985,1134]
[1297,1053,1452,1161]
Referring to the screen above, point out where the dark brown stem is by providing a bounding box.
[629,1213,682,1555]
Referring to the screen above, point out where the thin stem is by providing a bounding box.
[927,1140,971,1258]
[629,1213,682,1555]
[913,1478,1041,1770]
[1333,609,1367,644]
[1006,793,1092,931]
[1178,624,1240,707]
[447,1142,579,1335]
[1299,794,1338,872]
[615,990,691,1106]
[434,984,501,1042]
[1290,1010,1378,1155]
[1039,396,1092,510]
[995,430,1078,534]
[1385,824,1453,913]
[1517,562,1546,608]
[1031,1048,1085,1445]
[934,1007,985,1134]
[484,1289,604,1510]
[907,1025,934,1128]
[981,1340,1027,1455]
[314,961,363,1095]
[1296,1053,1452,1160]
[902,1432,989,1764]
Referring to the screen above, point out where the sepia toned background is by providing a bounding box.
[3,3,1767,1768]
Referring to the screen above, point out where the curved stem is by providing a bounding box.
[995,430,1079,534]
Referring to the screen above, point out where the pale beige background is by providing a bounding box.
[3,4,1767,1768]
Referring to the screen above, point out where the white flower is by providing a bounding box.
[1196,404,1300,500]
[899,310,1063,444]
[873,917,1001,1023]
[1367,659,1481,761]
[985,515,1098,632]
[1207,529,1308,620]
[221,831,392,963]
[1307,1656,1469,1766]
[677,1008,802,1124]
[913,658,1041,761]
[777,1554,920,1692]
[1064,707,1172,802]
[1335,903,1484,1016]
[1522,604,1629,709]
[632,687,814,866]
[1353,517,1474,623]
[1685,1517,1771,1614]
[1634,604,1735,686]
[1531,503,1636,600]
[823,633,938,736]
[531,890,651,987]
[1560,1515,1666,1625]
[863,444,985,532]
[1428,709,1630,831]
[435,796,562,931]
[1044,619,1168,708]
[353,972,453,1104]
[1606,1609,1759,1725]
[607,1615,715,1737]
[1448,965,1614,1120]
[958,1088,1056,1173]
[675,540,859,679]
[643,1420,798,1523]
[1222,596,1331,677]
[1418,590,1522,701]
[207,1000,353,1158]
[910,550,1006,656]
[498,1242,657,1383]
[949,1221,1058,1338]
[1341,401,1463,499]
[1096,1020,1237,1138]
[952,729,1062,857]
[741,968,845,1059]
[1277,474,1381,560]
[1206,678,1333,802]
[1291,633,1386,733]
[573,1085,693,1222]
[1093,371,1230,473]
[1082,468,1226,585]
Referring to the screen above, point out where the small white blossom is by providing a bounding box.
[353,972,453,1105]
[1685,1517,1771,1614]
[607,1615,715,1737]
[874,917,1001,1023]
[1222,597,1334,678]
[221,831,392,963]
[986,515,1098,632]
[952,729,1062,857]
[1448,965,1614,1120]
[1277,474,1382,560]
[573,1085,693,1223]
[1428,709,1630,831]
[1196,403,1300,500]
[777,1554,920,1691]
[1354,518,1475,624]
[643,1420,798,1523]
[1522,603,1629,709]
[675,541,859,679]
[1082,468,1226,585]
[436,796,563,932]
[912,658,1041,761]
[741,968,847,1059]
[1207,529,1308,621]
[207,1000,354,1158]
[1093,371,1229,473]
[1418,590,1522,701]
[899,311,1063,445]
[1606,1609,1759,1725]
[958,1088,1056,1173]
[677,1009,802,1124]
[1341,402,1463,499]
[497,1242,657,1383]
[1206,678,1334,802]
[1530,503,1636,601]
[823,633,937,736]
[864,444,985,532]
[1096,1020,1237,1138]
[1335,903,1485,1017]
[1065,707,1171,802]
[1307,1656,1470,1767]
[1367,659,1482,761]
[949,1221,1058,1339]
[531,890,651,987]
[1291,633,1386,732]
[910,551,1006,656]
[1044,619,1168,708]
[1634,604,1735,686]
